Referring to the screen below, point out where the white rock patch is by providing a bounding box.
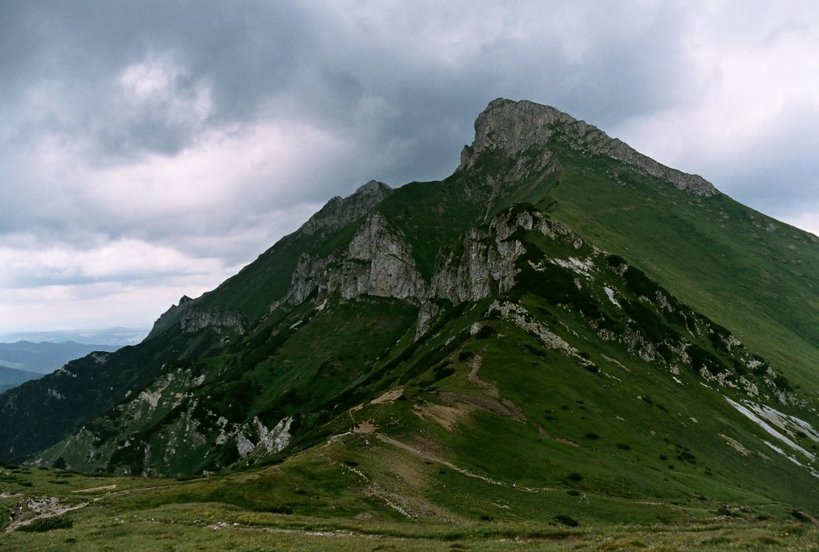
[603,286,620,307]
[726,397,815,461]
[236,434,255,458]
[553,256,594,277]
[763,441,819,479]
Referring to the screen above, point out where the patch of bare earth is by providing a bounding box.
[412,400,472,430]
[353,421,377,434]
[720,433,750,456]
[371,387,403,405]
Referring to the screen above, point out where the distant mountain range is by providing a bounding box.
[0,341,120,388]
[0,327,147,347]
[0,365,41,395]
[0,340,124,393]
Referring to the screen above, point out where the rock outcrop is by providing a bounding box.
[276,212,428,307]
[147,295,246,339]
[146,295,194,339]
[300,180,392,236]
[179,309,247,335]
[274,206,545,337]
[460,98,719,197]
[431,209,530,303]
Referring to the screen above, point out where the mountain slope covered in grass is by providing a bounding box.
[2,99,818,538]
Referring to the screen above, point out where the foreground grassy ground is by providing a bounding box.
[3,465,818,551]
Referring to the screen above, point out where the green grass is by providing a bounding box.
[2,466,817,551]
[540,141,819,393]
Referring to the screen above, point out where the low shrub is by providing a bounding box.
[17,516,74,532]
[553,514,579,527]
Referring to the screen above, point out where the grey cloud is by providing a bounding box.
[690,105,819,218]
[2,1,313,160]
[3,1,697,191]
[2,1,818,331]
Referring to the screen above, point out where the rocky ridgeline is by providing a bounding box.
[147,297,247,339]
[460,98,718,197]
[147,98,719,342]
[272,207,543,336]
[147,181,393,341]
[300,180,392,236]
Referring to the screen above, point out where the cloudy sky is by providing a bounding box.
[2,1,818,335]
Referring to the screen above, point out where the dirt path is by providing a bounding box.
[71,484,117,494]
[375,433,558,493]
[5,497,88,533]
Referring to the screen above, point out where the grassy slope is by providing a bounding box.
[534,143,819,391]
[39,296,420,476]
[5,206,819,548]
[3,465,817,550]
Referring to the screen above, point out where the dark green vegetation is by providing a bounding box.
[2,99,818,549]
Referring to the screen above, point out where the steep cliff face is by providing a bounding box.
[179,309,248,335]
[275,212,428,308]
[146,295,194,339]
[147,296,247,340]
[274,206,543,338]
[432,209,532,303]
[461,98,718,197]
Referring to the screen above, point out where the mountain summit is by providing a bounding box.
[1,99,818,531]
[462,98,718,197]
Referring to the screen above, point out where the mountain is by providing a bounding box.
[0,328,147,347]
[2,99,818,531]
[0,341,120,374]
[0,365,41,395]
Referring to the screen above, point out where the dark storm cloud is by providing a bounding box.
[1,0,817,332]
[1,1,694,196]
[0,1,314,158]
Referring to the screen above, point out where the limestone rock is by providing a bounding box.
[432,209,531,303]
[179,309,247,335]
[461,98,718,197]
[148,295,247,339]
[279,212,429,307]
[300,180,392,236]
[146,296,193,339]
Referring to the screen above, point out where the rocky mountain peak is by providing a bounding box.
[463,99,575,163]
[354,179,391,196]
[300,180,392,236]
[460,98,719,197]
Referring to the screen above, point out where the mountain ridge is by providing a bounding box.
[1,99,818,530]
[461,98,718,197]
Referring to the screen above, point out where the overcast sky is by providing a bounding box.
[1,1,818,335]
